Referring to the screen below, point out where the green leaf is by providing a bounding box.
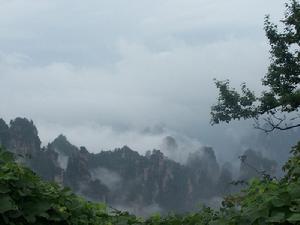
[0,184,10,194]
[292,167,300,176]
[39,212,49,219]
[267,212,285,223]
[0,195,16,213]
[271,197,287,207]
[0,151,14,163]
[289,185,300,199]
[23,201,52,216]
[287,213,300,222]
[290,205,300,213]
[25,214,36,223]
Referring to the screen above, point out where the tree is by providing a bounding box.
[211,0,300,132]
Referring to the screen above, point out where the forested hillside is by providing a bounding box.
[1,139,300,224]
[0,117,280,215]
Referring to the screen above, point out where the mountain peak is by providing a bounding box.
[49,134,78,157]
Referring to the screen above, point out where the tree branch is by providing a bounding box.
[254,117,300,132]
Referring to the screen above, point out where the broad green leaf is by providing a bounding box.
[25,214,36,223]
[289,185,300,199]
[0,151,14,163]
[267,212,285,223]
[23,201,52,216]
[287,213,300,222]
[290,205,300,212]
[0,184,10,194]
[271,197,287,207]
[292,167,300,176]
[0,195,16,213]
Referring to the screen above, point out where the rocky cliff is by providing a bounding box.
[0,117,278,215]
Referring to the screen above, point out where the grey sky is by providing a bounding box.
[0,0,288,161]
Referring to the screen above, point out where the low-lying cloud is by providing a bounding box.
[91,167,122,190]
[0,0,289,162]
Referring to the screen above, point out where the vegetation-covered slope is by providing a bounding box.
[1,143,300,224]
[0,117,282,215]
[0,147,141,225]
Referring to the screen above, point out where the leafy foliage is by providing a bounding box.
[211,0,300,132]
[2,143,300,225]
[211,142,300,225]
[0,147,141,225]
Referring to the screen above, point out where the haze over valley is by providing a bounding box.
[0,0,299,220]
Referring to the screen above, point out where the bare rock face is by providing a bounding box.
[0,119,9,147]
[0,118,232,214]
[185,147,221,204]
[47,134,78,170]
[0,117,280,216]
[161,136,178,152]
[239,149,277,181]
[33,147,64,182]
[8,118,41,158]
[0,118,63,182]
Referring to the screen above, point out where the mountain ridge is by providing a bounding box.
[0,117,278,216]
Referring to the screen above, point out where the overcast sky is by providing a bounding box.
[0,0,288,161]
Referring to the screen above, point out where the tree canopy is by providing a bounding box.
[211,0,300,132]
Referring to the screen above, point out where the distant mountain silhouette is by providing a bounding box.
[0,117,278,216]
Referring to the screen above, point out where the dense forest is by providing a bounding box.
[0,0,300,224]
